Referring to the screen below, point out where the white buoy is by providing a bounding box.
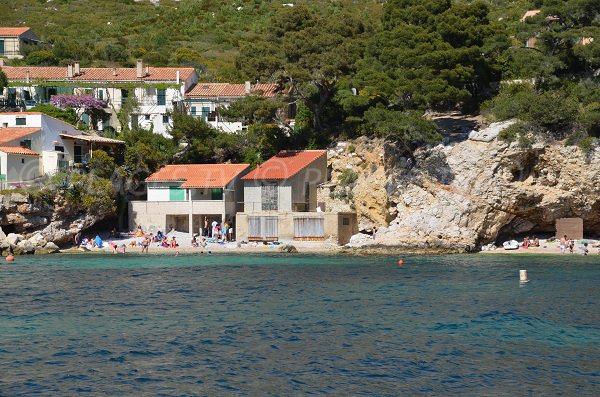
[520,269,529,283]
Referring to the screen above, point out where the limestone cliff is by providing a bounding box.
[320,135,600,251]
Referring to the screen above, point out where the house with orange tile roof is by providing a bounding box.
[235,150,357,244]
[129,163,250,236]
[0,112,124,184]
[184,81,283,132]
[0,59,198,136]
[0,27,41,59]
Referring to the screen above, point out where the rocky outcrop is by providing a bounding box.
[320,135,600,251]
[0,191,107,255]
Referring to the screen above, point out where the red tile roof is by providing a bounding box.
[146,164,250,188]
[186,83,279,98]
[242,150,327,181]
[0,66,196,82]
[0,27,31,37]
[0,127,41,145]
[0,146,39,155]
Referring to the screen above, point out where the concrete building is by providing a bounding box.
[0,27,41,59]
[184,82,281,132]
[0,60,198,136]
[236,150,357,244]
[0,112,124,184]
[129,164,250,235]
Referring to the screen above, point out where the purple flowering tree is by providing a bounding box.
[50,94,107,130]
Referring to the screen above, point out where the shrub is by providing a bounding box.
[338,169,358,187]
[499,121,527,142]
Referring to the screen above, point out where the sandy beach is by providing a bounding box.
[65,230,344,255]
[480,239,600,255]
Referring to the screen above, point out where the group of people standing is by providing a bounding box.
[203,217,234,242]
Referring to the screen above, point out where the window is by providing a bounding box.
[211,188,223,200]
[97,89,103,100]
[121,89,129,106]
[16,117,26,126]
[191,106,197,116]
[145,114,151,121]
[343,217,350,226]
[261,183,278,211]
[22,159,25,164]
[19,139,32,149]
[157,89,166,106]
[54,145,64,152]
[0,39,4,55]
[201,106,210,118]
[2,123,7,128]
[162,115,169,124]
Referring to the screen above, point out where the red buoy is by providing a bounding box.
[6,255,15,262]
[397,259,404,266]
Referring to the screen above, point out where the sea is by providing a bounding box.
[0,253,599,396]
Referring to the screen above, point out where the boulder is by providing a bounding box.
[28,233,47,247]
[15,240,35,255]
[35,245,59,255]
[5,233,23,246]
[468,119,516,142]
[44,242,60,252]
[0,226,6,241]
[279,244,298,253]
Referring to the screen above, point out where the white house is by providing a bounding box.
[0,60,198,136]
[129,163,250,235]
[184,82,280,132]
[0,112,124,184]
[0,27,41,59]
[236,150,357,244]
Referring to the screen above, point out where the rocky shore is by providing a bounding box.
[320,122,600,251]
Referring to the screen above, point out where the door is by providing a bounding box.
[248,216,278,241]
[261,183,278,211]
[74,145,82,163]
[294,216,325,240]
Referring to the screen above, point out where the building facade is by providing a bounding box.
[236,150,358,244]
[0,60,198,136]
[184,82,279,133]
[129,164,250,235]
[0,27,40,59]
[0,112,124,184]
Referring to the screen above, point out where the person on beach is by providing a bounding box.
[560,235,567,254]
[191,236,198,247]
[522,237,530,249]
[141,236,150,253]
[532,236,540,247]
[228,224,234,242]
[204,217,209,237]
[569,239,575,254]
[211,219,218,238]
[200,236,207,248]
[582,243,589,256]
[170,236,178,248]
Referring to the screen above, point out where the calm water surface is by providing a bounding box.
[0,253,599,396]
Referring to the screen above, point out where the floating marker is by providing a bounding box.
[6,255,14,262]
[397,259,404,266]
[519,269,529,283]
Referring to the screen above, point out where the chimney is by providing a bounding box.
[112,67,118,76]
[176,70,180,84]
[0,59,4,67]
[245,81,251,94]
[145,65,150,75]
[67,64,74,78]
[26,70,30,83]
[136,59,144,78]
[74,61,80,76]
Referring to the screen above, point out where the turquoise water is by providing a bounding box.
[1,253,599,396]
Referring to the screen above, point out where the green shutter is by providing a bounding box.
[211,188,223,200]
[0,40,4,55]
[169,186,185,201]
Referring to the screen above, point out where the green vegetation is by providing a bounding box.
[2,0,599,155]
